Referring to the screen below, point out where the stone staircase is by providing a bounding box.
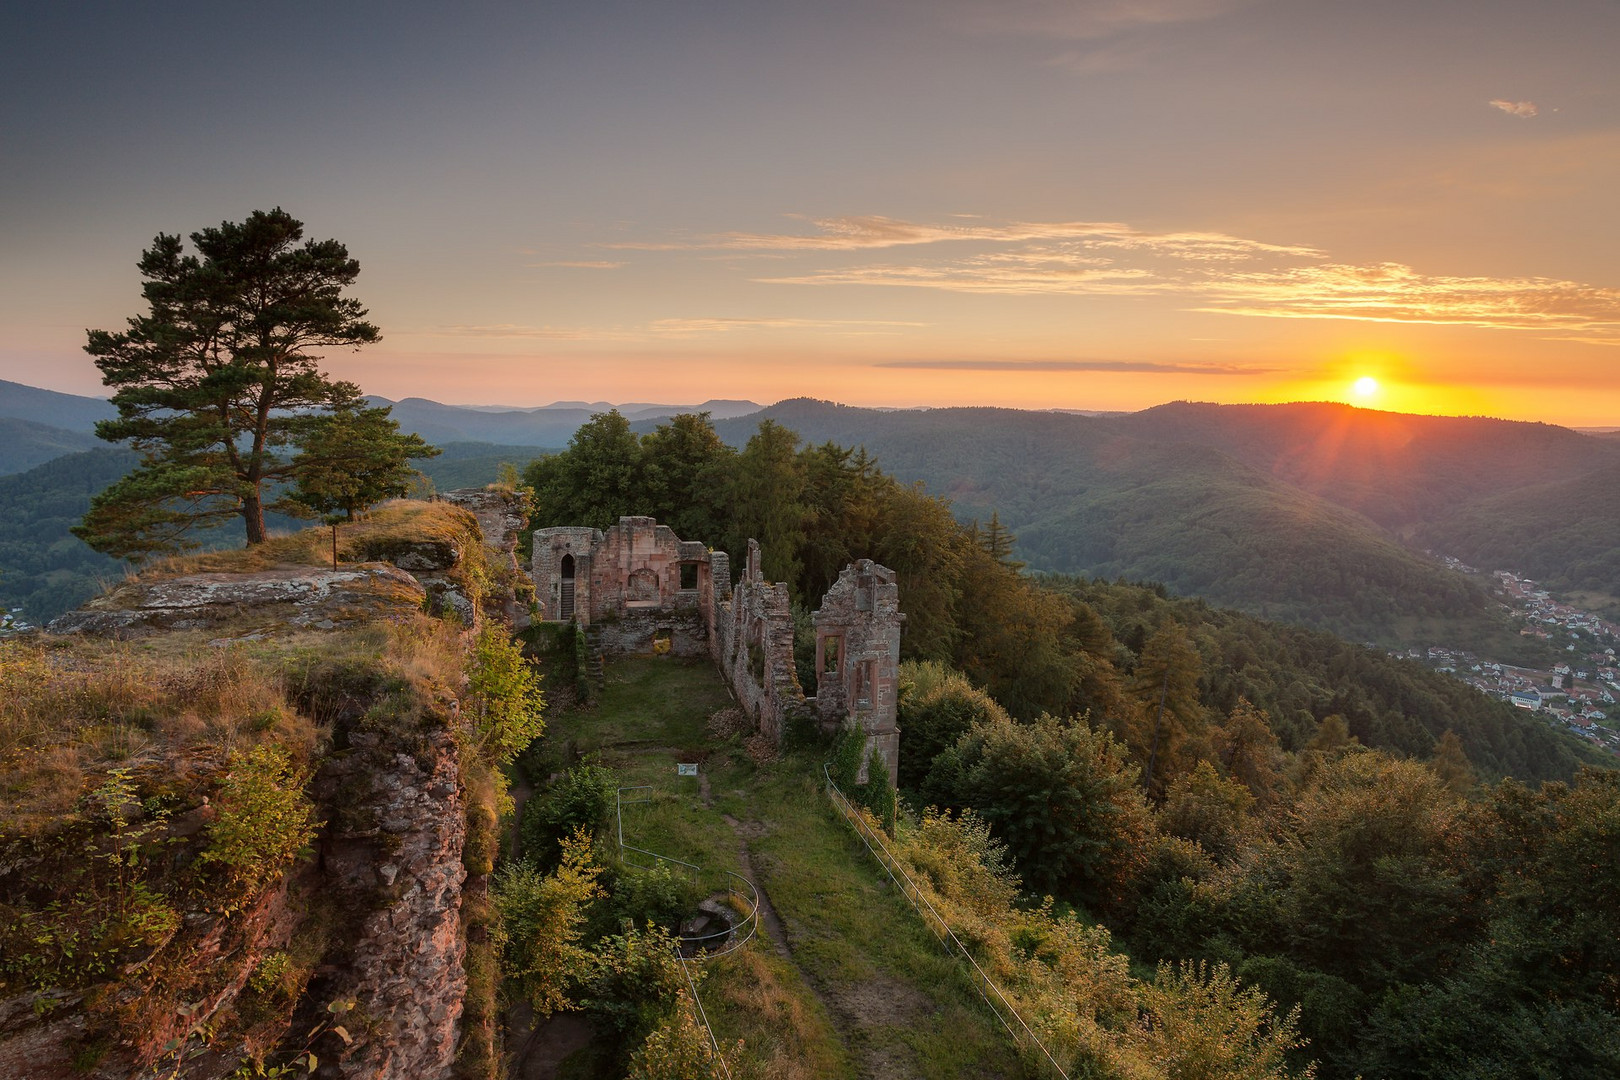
[582,624,605,683]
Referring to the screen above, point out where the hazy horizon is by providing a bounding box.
[4,2,1617,424]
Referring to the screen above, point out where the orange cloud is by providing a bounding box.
[723,215,1620,343]
[874,358,1276,375]
[1489,99,1539,118]
[608,215,1321,257]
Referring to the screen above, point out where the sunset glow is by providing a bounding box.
[1,3,1617,425]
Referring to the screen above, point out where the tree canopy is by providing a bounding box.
[76,208,424,558]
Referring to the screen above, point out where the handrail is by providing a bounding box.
[613,783,763,1079]
[822,765,1072,1080]
[613,786,761,958]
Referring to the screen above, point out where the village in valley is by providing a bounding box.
[1407,560,1620,757]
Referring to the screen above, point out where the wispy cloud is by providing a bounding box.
[1194,265,1620,336]
[1489,99,1539,118]
[647,316,926,337]
[945,0,1254,41]
[729,214,1620,342]
[525,260,626,269]
[406,316,926,344]
[875,358,1273,375]
[610,215,1320,258]
[428,323,617,341]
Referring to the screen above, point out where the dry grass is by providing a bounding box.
[0,611,470,839]
[711,946,847,1080]
[0,639,313,834]
[132,499,482,581]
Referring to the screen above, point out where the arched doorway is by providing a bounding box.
[560,553,576,620]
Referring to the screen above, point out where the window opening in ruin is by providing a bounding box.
[628,567,659,603]
[821,635,841,674]
[680,562,698,591]
[559,553,576,621]
[855,660,877,706]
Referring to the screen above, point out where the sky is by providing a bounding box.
[3,1,1618,424]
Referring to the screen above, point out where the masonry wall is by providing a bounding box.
[529,518,902,781]
[811,560,904,787]
[532,517,716,655]
[713,540,813,741]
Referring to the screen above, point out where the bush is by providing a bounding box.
[491,829,602,1015]
[520,763,617,869]
[468,625,546,762]
[198,744,319,911]
[605,863,700,936]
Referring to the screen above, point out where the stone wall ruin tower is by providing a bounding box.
[530,517,903,787]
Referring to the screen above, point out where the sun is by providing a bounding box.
[1352,376,1380,399]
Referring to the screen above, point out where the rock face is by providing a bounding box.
[441,489,528,568]
[47,566,427,637]
[314,724,468,1079]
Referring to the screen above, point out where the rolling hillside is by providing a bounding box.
[0,417,101,474]
[1419,460,1620,614]
[1108,401,1620,528]
[707,400,1518,647]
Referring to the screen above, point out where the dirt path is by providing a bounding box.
[721,813,793,959]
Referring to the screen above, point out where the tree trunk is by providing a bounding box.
[242,490,268,545]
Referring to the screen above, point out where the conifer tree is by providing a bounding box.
[1129,620,1205,797]
[77,209,382,557]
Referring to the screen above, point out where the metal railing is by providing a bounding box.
[614,785,761,958]
[823,765,1072,1080]
[615,784,767,1079]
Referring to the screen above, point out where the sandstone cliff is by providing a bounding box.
[0,494,526,1079]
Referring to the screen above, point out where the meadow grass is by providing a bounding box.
[535,654,1021,1080]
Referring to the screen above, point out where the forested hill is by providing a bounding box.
[1108,401,1620,528]
[1419,460,1620,614]
[0,447,133,621]
[0,378,117,433]
[703,400,1519,647]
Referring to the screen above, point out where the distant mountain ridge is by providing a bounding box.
[3,381,1615,644]
[366,395,763,446]
[0,378,117,433]
[0,417,102,475]
[703,398,1618,649]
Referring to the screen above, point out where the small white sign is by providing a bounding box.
[677,763,698,777]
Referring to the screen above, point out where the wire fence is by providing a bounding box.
[615,784,763,1079]
[822,766,1073,1080]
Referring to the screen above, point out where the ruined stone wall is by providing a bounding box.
[527,518,902,778]
[531,517,717,656]
[811,560,904,787]
[712,541,813,741]
[440,489,528,570]
[314,724,467,1079]
[531,527,603,623]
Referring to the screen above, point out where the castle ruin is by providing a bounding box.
[531,517,903,785]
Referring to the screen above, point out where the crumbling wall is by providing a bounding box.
[531,517,717,657]
[313,724,467,1079]
[440,489,528,569]
[527,518,902,778]
[531,527,602,623]
[713,541,813,741]
[810,560,904,787]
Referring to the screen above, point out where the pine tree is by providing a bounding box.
[77,208,380,557]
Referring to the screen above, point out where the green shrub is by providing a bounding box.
[198,745,319,911]
[520,763,617,869]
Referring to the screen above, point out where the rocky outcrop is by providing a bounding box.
[48,566,427,637]
[311,724,467,1079]
[441,489,529,569]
